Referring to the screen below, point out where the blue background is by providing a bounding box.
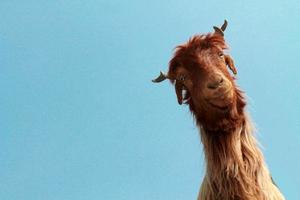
[1,0,299,199]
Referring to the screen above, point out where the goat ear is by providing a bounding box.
[175,81,184,105]
[224,55,237,75]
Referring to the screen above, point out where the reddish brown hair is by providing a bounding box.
[153,21,285,200]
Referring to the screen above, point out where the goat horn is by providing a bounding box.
[213,26,224,36]
[152,71,169,83]
[213,20,228,36]
[221,20,228,31]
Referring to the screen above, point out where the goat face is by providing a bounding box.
[153,21,245,129]
[172,41,236,107]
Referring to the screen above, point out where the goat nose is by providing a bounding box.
[207,77,224,89]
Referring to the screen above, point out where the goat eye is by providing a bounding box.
[219,52,224,57]
[178,75,185,81]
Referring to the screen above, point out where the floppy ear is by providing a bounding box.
[224,55,237,75]
[175,81,184,105]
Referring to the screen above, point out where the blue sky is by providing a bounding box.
[0,0,299,199]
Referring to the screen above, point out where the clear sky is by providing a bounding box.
[0,0,299,199]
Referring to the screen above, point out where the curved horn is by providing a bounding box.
[152,71,169,83]
[213,26,224,36]
[221,20,228,31]
[213,20,228,36]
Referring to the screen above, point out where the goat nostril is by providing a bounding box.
[219,78,224,84]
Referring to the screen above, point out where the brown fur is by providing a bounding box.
[165,31,285,199]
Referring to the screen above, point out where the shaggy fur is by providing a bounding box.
[198,115,284,200]
[156,23,285,200]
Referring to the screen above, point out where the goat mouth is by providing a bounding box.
[206,100,230,111]
[204,88,233,110]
